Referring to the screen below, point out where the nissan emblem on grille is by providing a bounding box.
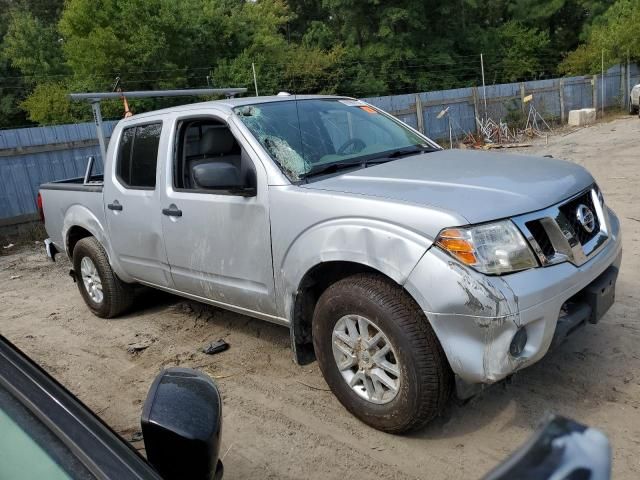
[576,204,596,233]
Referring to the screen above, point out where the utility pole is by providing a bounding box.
[480,53,487,120]
[628,50,631,110]
[252,63,259,97]
[601,49,604,118]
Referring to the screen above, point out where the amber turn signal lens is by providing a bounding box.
[437,238,472,252]
[436,229,478,265]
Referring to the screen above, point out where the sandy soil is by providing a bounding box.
[1,115,639,479]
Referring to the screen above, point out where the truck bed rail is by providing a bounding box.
[40,176,103,192]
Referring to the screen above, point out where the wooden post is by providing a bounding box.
[520,83,526,114]
[559,79,565,124]
[415,94,425,134]
[472,87,480,134]
[423,101,429,137]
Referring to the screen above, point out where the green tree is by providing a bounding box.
[59,0,231,88]
[0,0,623,126]
[211,1,343,95]
[3,9,66,79]
[480,21,551,82]
[20,82,89,124]
[0,0,66,127]
[561,0,640,73]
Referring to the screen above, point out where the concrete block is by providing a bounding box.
[568,108,596,126]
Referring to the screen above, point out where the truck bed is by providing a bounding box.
[39,175,106,253]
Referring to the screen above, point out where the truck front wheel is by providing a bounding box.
[312,273,452,433]
[72,237,134,318]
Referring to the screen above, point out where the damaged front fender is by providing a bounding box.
[405,247,528,383]
[280,217,432,315]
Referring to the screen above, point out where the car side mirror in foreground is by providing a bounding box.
[483,415,611,480]
[141,368,223,480]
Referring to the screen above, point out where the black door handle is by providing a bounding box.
[162,205,182,217]
[107,201,123,211]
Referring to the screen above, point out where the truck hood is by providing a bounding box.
[300,149,594,224]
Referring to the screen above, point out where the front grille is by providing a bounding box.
[526,220,554,257]
[515,185,609,268]
[558,191,600,245]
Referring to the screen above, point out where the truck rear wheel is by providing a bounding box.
[72,237,134,318]
[312,273,452,433]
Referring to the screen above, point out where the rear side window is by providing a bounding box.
[116,123,162,189]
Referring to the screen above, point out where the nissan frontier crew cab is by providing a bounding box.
[39,95,622,433]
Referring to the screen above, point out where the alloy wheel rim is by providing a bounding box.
[332,314,400,404]
[80,257,103,304]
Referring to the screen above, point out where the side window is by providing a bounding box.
[116,123,162,189]
[116,127,135,184]
[174,119,256,193]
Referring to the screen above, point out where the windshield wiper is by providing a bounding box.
[301,156,415,181]
[372,145,439,161]
[301,145,439,181]
[356,145,439,168]
[302,161,363,180]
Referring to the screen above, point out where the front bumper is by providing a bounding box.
[404,208,622,385]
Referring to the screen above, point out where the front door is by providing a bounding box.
[103,121,172,287]
[160,115,277,316]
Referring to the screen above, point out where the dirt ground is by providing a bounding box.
[1,115,639,479]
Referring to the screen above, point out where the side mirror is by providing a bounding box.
[141,368,223,480]
[483,415,611,480]
[192,162,257,197]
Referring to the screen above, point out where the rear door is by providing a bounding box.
[159,114,277,317]
[103,121,172,287]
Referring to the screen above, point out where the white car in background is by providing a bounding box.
[630,83,640,114]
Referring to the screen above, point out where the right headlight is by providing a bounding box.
[435,220,538,275]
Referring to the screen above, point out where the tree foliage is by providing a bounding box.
[560,0,640,73]
[0,0,630,126]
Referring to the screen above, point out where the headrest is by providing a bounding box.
[200,128,236,155]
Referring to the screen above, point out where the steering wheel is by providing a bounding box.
[337,138,366,155]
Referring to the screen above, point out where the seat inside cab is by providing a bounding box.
[175,120,256,191]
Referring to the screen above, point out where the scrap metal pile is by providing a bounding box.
[461,97,554,149]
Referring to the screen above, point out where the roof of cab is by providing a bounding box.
[119,94,353,124]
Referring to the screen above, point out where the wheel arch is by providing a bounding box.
[62,206,132,283]
[66,225,94,259]
[280,219,432,365]
[289,260,427,365]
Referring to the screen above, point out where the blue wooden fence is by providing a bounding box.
[0,121,117,224]
[364,64,640,141]
[1,64,638,224]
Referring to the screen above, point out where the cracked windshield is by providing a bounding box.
[234,99,436,181]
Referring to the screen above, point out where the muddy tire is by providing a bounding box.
[312,273,452,433]
[72,237,134,318]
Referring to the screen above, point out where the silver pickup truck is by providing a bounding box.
[40,95,622,433]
